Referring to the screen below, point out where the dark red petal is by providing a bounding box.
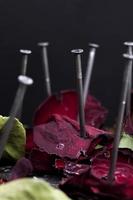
[60,146,133,199]
[91,158,133,184]
[33,115,91,159]
[60,159,133,200]
[26,128,36,153]
[33,90,108,128]
[33,114,111,159]
[85,95,108,127]
[29,149,55,173]
[33,90,78,126]
[26,128,54,173]
[26,115,111,173]
[124,115,133,135]
[60,173,124,200]
[55,159,65,170]
[9,157,33,180]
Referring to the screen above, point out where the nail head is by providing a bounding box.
[38,42,49,47]
[124,42,133,47]
[18,75,33,85]
[123,53,133,60]
[71,49,84,54]
[20,50,32,55]
[89,43,99,48]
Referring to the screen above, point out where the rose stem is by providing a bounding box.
[0,75,33,160]
[38,42,52,97]
[17,49,32,119]
[83,43,99,105]
[71,49,86,138]
[124,42,133,117]
[108,53,133,183]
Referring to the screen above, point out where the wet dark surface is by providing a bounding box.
[0,165,61,186]
[0,166,119,199]
[35,174,62,188]
[0,166,12,181]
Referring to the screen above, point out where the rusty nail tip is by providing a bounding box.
[38,42,49,47]
[71,49,84,54]
[123,53,133,59]
[124,41,133,46]
[89,43,99,48]
[18,75,34,85]
[20,49,32,54]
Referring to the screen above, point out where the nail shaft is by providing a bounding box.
[38,42,52,97]
[126,59,132,116]
[108,54,133,183]
[83,43,99,106]
[17,50,31,120]
[124,42,133,117]
[71,49,86,138]
[0,75,33,160]
[20,50,31,75]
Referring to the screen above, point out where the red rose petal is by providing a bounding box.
[33,90,108,128]
[33,115,91,159]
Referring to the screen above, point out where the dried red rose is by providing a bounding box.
[25,115,111,173]
[33,90,108,128]
[60,158,133,200]
[85,95,108,127]
[33,114,110,159]
[33,90,77,126]
[26,128,55,173]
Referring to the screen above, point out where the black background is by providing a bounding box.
[0,0,133,126]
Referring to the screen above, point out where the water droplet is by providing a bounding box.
[56,143,64,150]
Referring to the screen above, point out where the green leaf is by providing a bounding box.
[119,132,133,151]
[0,115,26,160]
[0,178,71,200]
[95,144,103,149]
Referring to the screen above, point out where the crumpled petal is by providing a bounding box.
[55,159,90,176]
[33,90,108,128]
[26,115,111,173]
[60,157,133,200]
[124,115,133,135]
[33,90,77,126]
[26,128,55,173]
[85,95,108,127]
[33,114,110,159]
[33,115,91,159]
[9,157,33,180]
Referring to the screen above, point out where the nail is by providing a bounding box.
[20,49,32,75]
[71,49,86,138]
[17,50,31,120]
[108,53,133,183]
[124,42,133,55]
[83,43,99,106]
[124,42,133,116]
[38,42,52,97]
[0,75,33,160]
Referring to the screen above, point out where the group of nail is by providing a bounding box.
[0,41,133,183]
